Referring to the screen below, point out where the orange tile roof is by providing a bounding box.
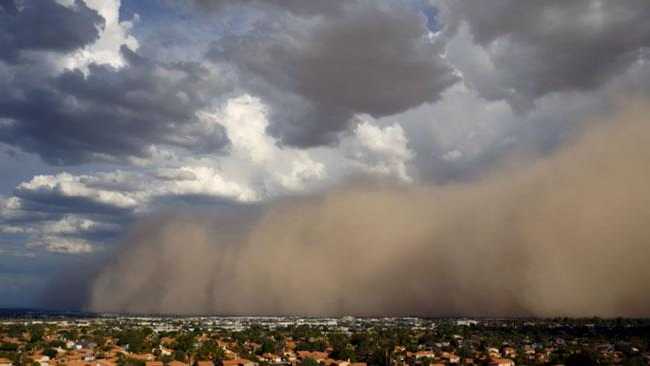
[297,351,328,360]
[222,359,255,366]
[167,361,188,366]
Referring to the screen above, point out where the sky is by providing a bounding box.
[1,0,650,312]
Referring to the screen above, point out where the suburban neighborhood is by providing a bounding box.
[0,314,648,366]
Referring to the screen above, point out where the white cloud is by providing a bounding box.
[197,95,330,196]
[17,173,140,210]
[41,215,118,235]
[212,95,275,164]
[58,0,139,71]
[345,118,415,182]
[1,214,118,236]
[158,166,260,203]
[273,153,326,192]
[26,236,96,254]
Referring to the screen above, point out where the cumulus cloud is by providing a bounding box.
[201,95,328,193]
[27,236,95,254]
[59,0,139,70]
[209,2,457,146]
[16,173,140,212]
[0,164,260,255]
[1,214,118,236]
[344,119,414,182]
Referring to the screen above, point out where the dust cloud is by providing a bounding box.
[87,101,650,317]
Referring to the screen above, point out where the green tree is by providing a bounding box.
[29,326,44,343]
[174,350,187,362]
[43,348,58,359]
[302,358,319,366]
[565,353,596,366]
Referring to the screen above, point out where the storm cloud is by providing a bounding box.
[189,0,345,16]
[0,46,230,165]
[209,2,457,146]
[0,0,103,62]
[85,101,650,317]
[436,0,650,109]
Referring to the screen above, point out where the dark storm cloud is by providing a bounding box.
[189,0,345,16]
[437,0,650,109]
[209,2,458,146]
[0,0,103,62]
[0,47,230,165]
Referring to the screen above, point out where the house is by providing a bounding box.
[168,361,189,366]
[487,348,500,358]
[64,360,89,366]
[92,361,117,366]
[222,359,257,366]
[196,361,214,366]
[448,354,460,364]
[0,357,13,366]
[296,352,328,362]
[145,362,163,366]
[35,355,50,366]
[320,359,348,366]
[157,345,173,357]
[501,348,516,358]
[259,354,282,363]
[129,354,155,362]
[489,358,515,366]
[414,351,435,360]
[283,351,297,362]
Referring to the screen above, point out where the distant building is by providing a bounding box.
[456,320,478,327]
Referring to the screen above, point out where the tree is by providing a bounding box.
[565,352,596,366]
[29,326,44,343]
[302,358,319,366]
[196,341,225,362]
[174,333,196,353]
[623,356,647,366]
[174,350,187,362]
[117,329,149,354]
[43,348,58,359]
